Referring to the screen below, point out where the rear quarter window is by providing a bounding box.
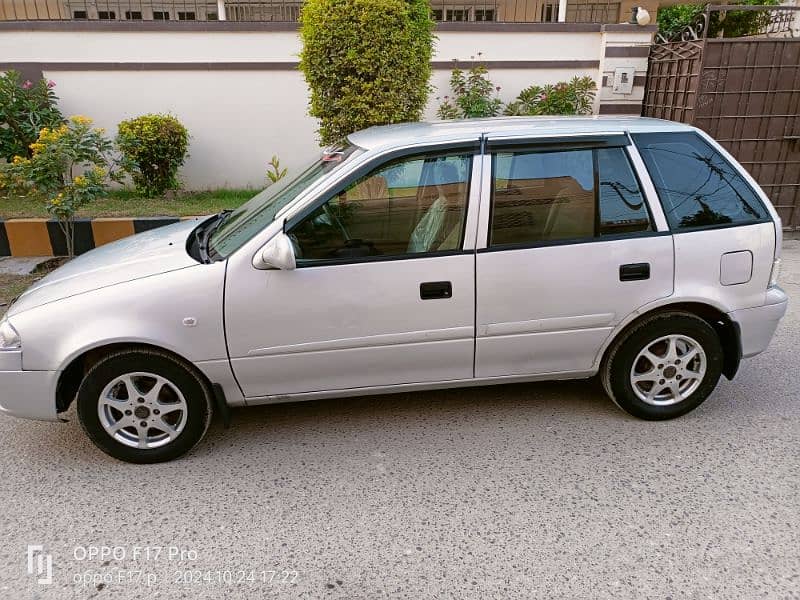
[632,131,769,231]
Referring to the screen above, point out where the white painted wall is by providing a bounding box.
[0,28,652,189]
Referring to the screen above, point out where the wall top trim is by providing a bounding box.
[0,59,602,72]
[604,46,651,58]
[0,20,656,34]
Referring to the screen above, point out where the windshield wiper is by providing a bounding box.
[195,210,232,263]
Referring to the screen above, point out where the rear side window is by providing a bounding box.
[490,146,651,247]
[632,132,768,231]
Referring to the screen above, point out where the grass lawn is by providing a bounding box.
[0,188,256,219]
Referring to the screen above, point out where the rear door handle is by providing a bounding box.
[619,263,650,281]
[420,281,452,300]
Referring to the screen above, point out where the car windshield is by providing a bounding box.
[209,144,363,258]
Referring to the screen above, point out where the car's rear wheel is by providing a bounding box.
[602,312,724,420]
[77,349,213,463]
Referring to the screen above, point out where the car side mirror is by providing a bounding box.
[253,232,297,270]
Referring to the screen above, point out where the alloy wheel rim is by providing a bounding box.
[98,372,188,449]
[630,334,706,406]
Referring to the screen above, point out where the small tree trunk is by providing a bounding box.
[58,216,75,257]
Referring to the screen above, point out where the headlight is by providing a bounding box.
[0,319,21,350]
[769,258,782,288]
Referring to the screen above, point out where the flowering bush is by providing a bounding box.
[504,76,596,116]
[436,58,503,120]
[117,114,189,197]
[0,70,63,162]
[2,116,119,256]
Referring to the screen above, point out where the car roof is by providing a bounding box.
[348,116,695,151]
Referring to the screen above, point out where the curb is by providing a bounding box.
[0,216,201,257]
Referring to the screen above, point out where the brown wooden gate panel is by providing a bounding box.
[643,36,800,229]
[641,41,704,124]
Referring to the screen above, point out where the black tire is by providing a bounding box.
[601,311,724,420]
[77,349,213,463]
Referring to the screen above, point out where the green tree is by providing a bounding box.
[658,0,780,39]
[299,0,434,146]
[3,116,119,256]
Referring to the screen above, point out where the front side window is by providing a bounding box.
[290,152,472,263]
[209,145,363,258]
[632,131,768,231]
[490,146,650,247]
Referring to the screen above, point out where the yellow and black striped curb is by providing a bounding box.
[0,217,202,257]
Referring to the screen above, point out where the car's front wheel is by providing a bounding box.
[77,349,213,463]
[602,312,724,420]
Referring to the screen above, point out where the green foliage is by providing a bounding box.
[657,0,780,39]
[299,0,434,145]
[117,114,189,197]
[2,116,119,256]
[436,60,596,120]
[266,155,288,184]
[0,70,63,162]
[656,4,704,38]
[504,76,596,116]
[436,60,503,119]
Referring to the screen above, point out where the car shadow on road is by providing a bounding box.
[14,377,621,466]
[197,377,623,451]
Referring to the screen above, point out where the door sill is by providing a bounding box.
[243,370,597,406]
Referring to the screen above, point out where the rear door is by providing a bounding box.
[632,131,777,313]
[475,135,675,378]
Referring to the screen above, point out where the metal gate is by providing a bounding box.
[642,6,800,229]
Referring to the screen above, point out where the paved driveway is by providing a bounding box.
[1,244,798,600]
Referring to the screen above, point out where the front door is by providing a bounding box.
[225,148,479,399]
[475,140,675,377]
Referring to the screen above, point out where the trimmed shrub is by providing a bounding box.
[117,114,189,197]
[299,0,434,145]
[0,70,63,162]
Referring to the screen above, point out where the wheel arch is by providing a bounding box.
[56,342,213,414]
[598,301,741,381]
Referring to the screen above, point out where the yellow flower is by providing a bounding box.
[29,142,45,154]
[73,175,86,186]
[70,115,92,126]
[51,197,61,206]
[12,155,24,164]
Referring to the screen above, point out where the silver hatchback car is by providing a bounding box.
[0,117,788,463]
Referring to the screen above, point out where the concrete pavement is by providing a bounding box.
[0,244,798,599]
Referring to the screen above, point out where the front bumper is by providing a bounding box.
[0,351,60,421]
[728,288,789,359]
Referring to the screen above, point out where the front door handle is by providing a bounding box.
[619,262,650,282]
[420,281,452,300]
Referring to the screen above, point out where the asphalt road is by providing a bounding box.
[1,244,799,600]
